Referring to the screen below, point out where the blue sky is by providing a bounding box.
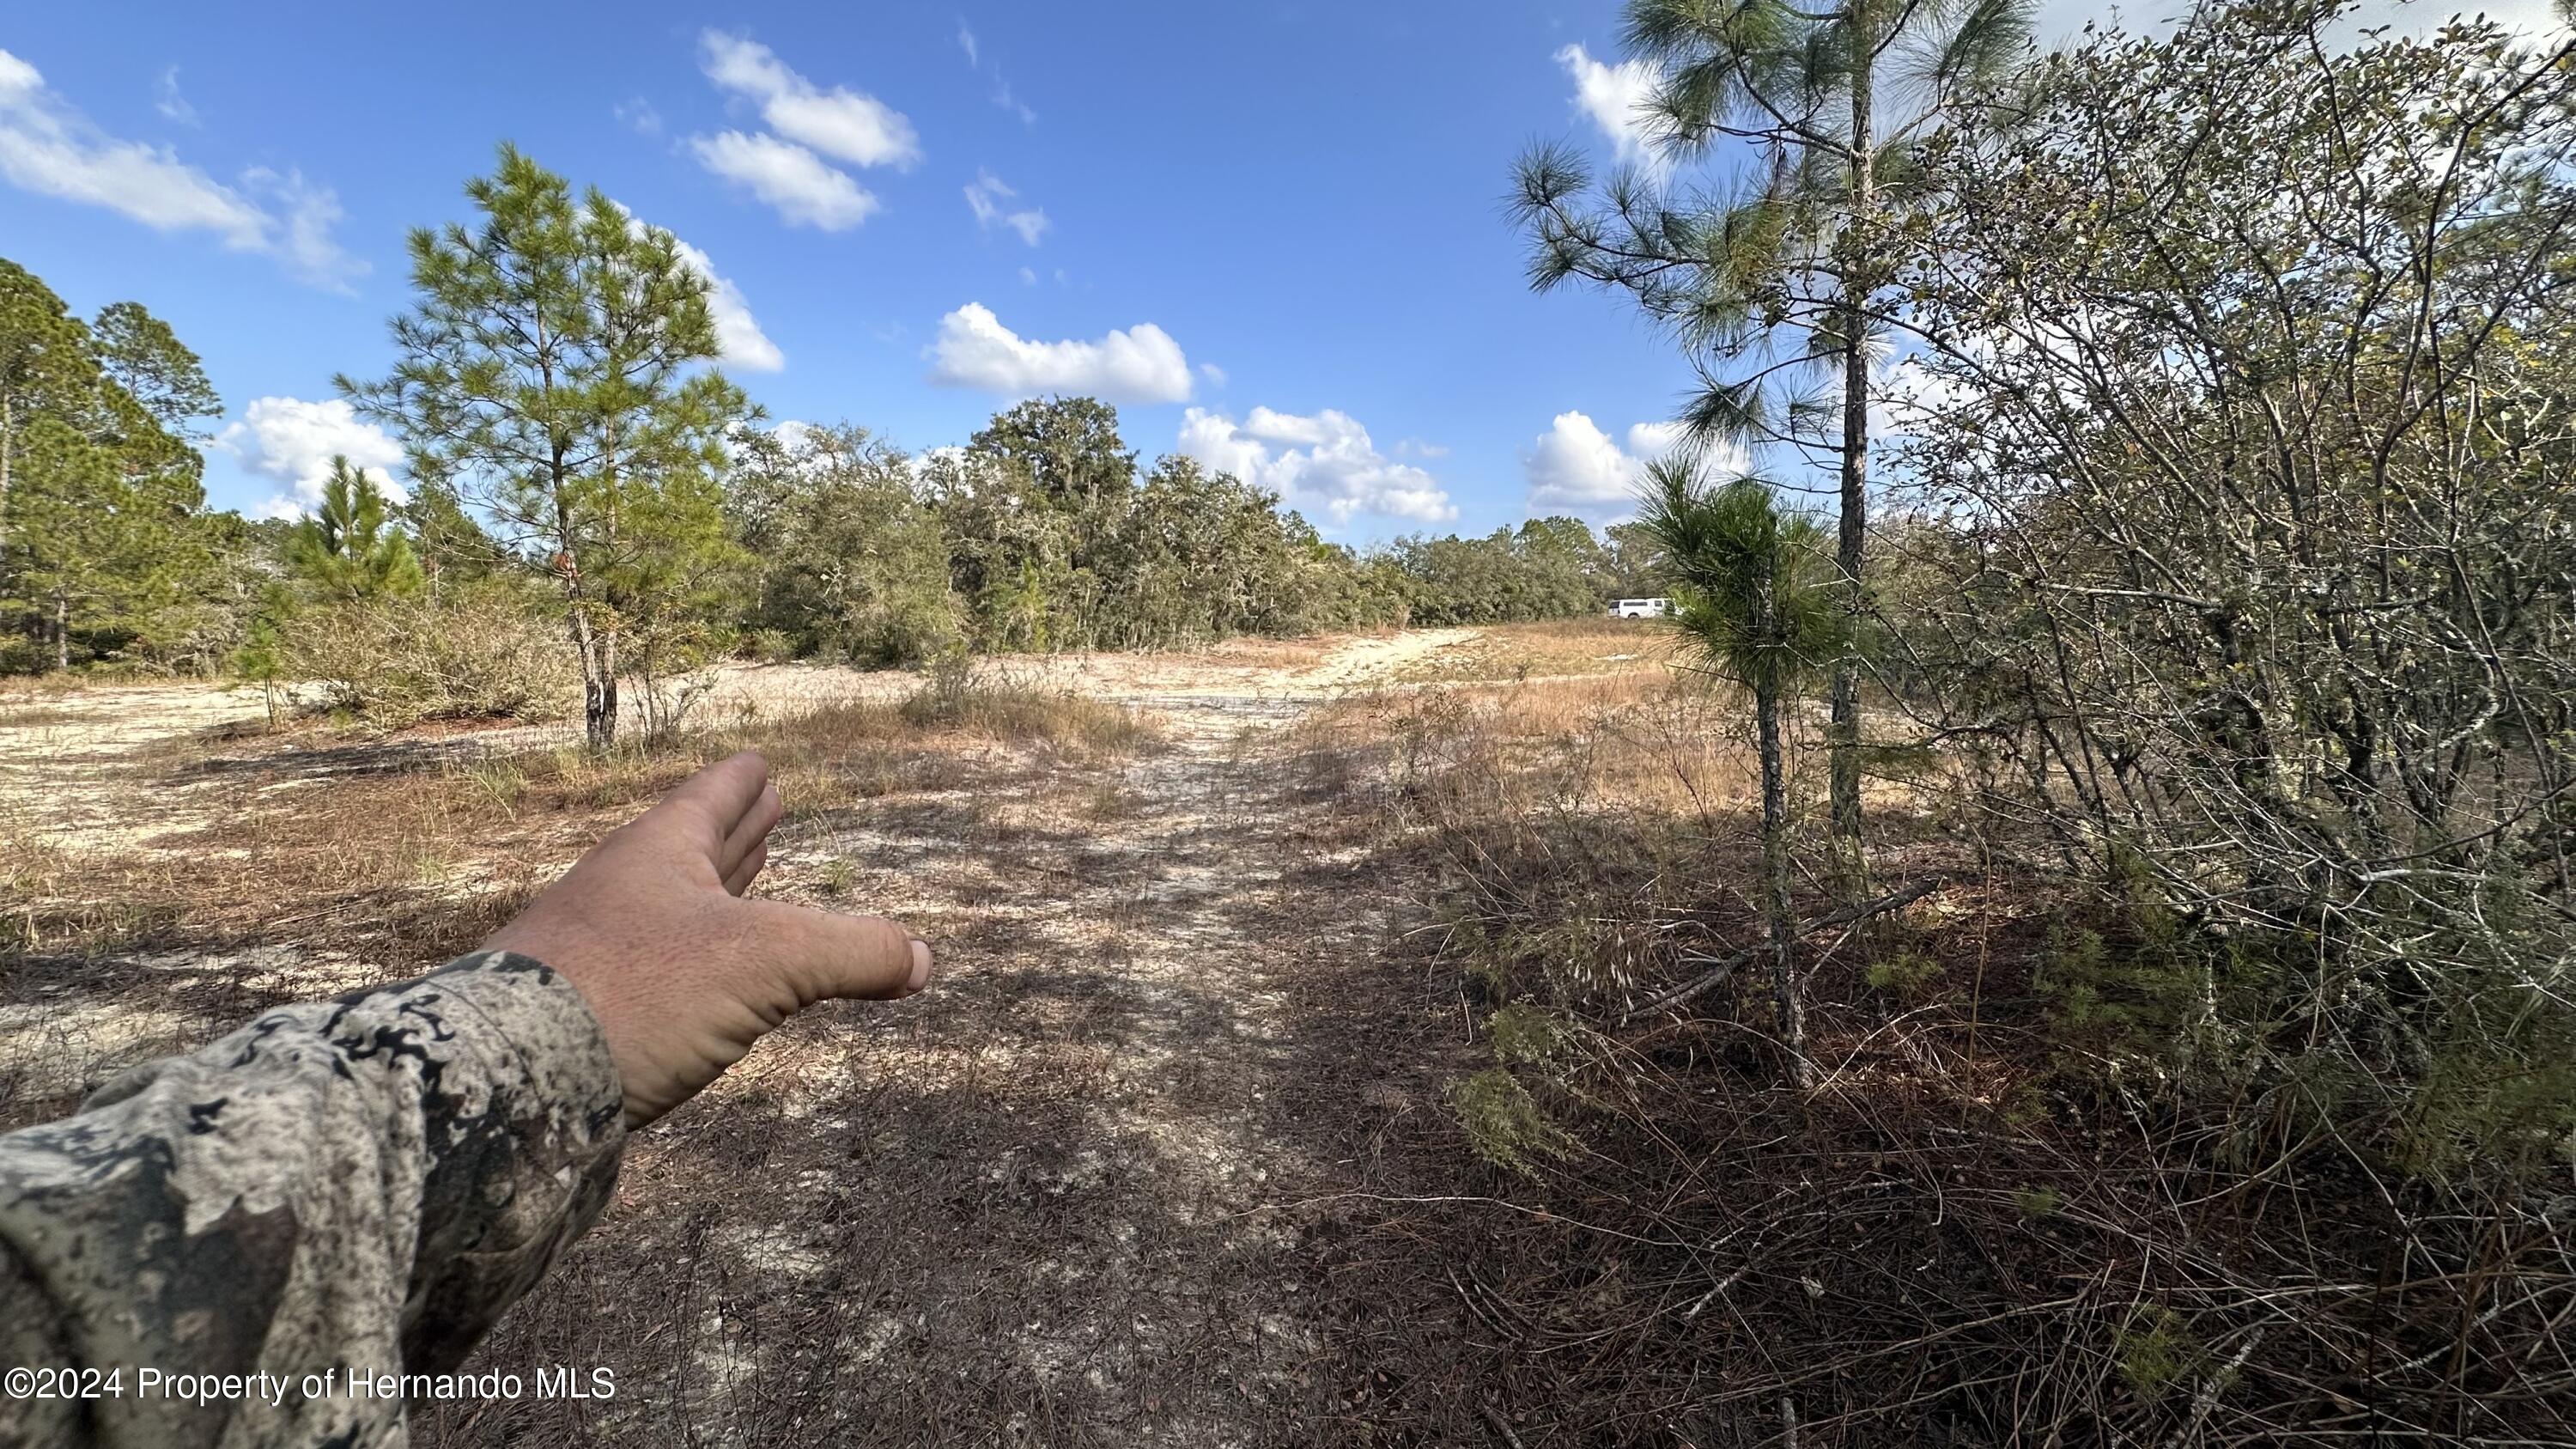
[5,2,2555,539]
[0,1,1721,541]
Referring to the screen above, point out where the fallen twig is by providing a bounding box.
[1616,876,1946,1025]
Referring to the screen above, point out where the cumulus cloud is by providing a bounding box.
[216,397,406,516]
[1556,43,1664,174]
[0,49,361,289]
[613,96,661,135]
[616,204,783,371]
[1179,406,1456,526]
[689,131,878,230]
[927,302,1194,405]
[1524,411,1709,519]
[699,31,920,170]
[1199,362,1227,388]
[964,168,1049,245]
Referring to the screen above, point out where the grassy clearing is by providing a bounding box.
[0,671,1158,1132]
[0,700,85,730]
[1388,617,1677,684]
[1175,633,1346,670]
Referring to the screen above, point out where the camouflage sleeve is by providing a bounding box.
[0,950,626,1449]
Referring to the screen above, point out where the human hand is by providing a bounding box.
[481,750,931,1128]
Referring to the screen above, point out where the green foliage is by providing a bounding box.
[1898,0,2576,1184]
[730,423,961,665]
[89,301,221,437]
[1446,1068,1577,1178]
[1637,465,1842,697]
[920,397,1415,652]
[343,144,750,746]
[1864,948,1944,1002]
[2113,1305,2203,1401]
[1386,518,1605,626]
[286,460,423,601]
[0,259,235,673]
[1488,1002,1577,1072]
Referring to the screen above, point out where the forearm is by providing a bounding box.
[0,952,625,1447]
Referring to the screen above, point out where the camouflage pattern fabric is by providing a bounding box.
[0,951,625,1447]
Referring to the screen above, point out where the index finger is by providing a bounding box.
[648,751,775,850]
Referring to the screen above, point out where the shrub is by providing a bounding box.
[283,583,573,725]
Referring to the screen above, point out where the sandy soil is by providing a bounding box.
[476,627,1481,1444]
[2,628,1500,1446]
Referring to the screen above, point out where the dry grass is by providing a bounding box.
[1388,617,1676,684]
[1291,672,1768,825]
[14,630,2539,1445]
[0,700,84,729]
[0,674,1161,1136]
[1271,657,2573,1446]
[1175,633,1346,670]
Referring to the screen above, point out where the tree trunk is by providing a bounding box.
[1749,531,1807,1085]
[595,626,620,749]
[1829,0,1877,899]
[1755,674,1807,1086]
[568,599,617,752]
[52,590,69,672]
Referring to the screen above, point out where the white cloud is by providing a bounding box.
[1179,406,1456,526]
[1524,411,1710,519]
[154,66,196,125]
[957,22,980,68]
[698,30,920,170]
[1199,362,1227,388]
[621,208,782,371]
[689,131,878,230]
[1018,265,1037,285]
[1556,43,1664,174]
[216,397,406,515]
[927,302,1194,404]
[614,96,661,135]
[1393,437,1449,460]
[991,76,1037,126]
[964,168,1049,245]
[610,201,785,371]
[0,49,361,289]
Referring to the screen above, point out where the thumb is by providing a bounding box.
[741,898,932,1007]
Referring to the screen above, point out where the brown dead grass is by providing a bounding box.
[1388,617,1675,684]
[0,677,1161,1134]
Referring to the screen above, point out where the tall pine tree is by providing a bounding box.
[1512,0,2033,895]
[343,145,750,747]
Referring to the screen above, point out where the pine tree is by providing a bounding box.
[0,265,215,668]
[1637,462,1844,1083]
[1512,0,2033,896]
[343,145,750,747]
[0,259,96,611]
[286,458,423,600]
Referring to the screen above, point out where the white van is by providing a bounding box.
[1611,598,1674,619]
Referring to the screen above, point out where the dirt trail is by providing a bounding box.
[2,630,1488,1444]
[410,630,1476,1445]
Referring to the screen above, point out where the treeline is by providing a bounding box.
[0,150,1665,739]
